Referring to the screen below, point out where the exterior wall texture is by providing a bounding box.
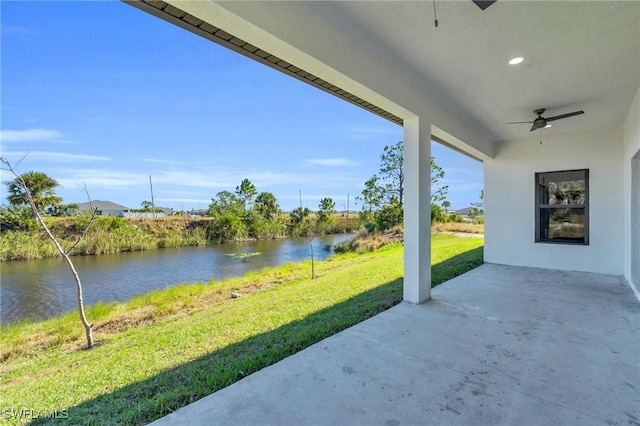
[485,127,624,275]
[623,86,640,289]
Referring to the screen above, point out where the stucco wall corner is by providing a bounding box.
[623,85,640,291]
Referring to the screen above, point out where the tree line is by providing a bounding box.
[0,170,358,241]
[355,140,484,232]
[1,141,484,239]
[204,179,353,242]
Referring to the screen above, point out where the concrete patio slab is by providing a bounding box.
[151,264,640,426]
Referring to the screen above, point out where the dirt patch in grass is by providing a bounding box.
[92,272,308,337]
[93,307,159,334]
[432,222,484,234]
[334,228,403,254]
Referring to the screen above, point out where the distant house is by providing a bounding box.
[125,206,174,218]
[75,200,130,217]
[453,207,474,217]
[189,209,208,217]
[157,207,174,216]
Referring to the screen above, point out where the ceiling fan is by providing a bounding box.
[431,0,495,28]
[507,108,585,132]
[472,0,497,11]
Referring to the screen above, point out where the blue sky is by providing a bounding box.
[0,1,483,212]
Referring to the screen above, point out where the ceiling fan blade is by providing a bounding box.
[530,121,547,132]
[472,0,497,10]
[545,110,584,122]
[506,121,533,124]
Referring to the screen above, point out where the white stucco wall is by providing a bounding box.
[485,127,625,275]
[623,86,640,289]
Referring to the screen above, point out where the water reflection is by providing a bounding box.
[1,234,350,324]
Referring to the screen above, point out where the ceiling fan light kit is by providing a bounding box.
[472,0,498,11]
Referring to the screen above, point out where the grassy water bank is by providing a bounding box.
[0,235,483,425]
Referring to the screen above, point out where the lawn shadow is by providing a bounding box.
[431,246,484,287]
[30,246,483,425]
[30,279,403,425]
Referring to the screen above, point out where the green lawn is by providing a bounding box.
[0,234,483,425]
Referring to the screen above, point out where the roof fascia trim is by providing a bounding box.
[123,0,403,126]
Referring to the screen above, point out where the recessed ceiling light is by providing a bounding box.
[509,57,524,65]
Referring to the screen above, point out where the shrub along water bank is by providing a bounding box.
[0,216,209,261]
[0,234,483,425]
[0,215,362,261]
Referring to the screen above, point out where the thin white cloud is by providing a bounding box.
[1,25,38,36]
[445,181,484,192]
[446,167,483,177]
[156,197,211,204]
[317,124,400,141]
[2,151,110,163]
[306,158,358,167]
[160,190,212,197]
[278,194,352,202]
[246,170,361,188]
[0,129,67,143]
[153,170,232,188]
[58,169,145,190]
[53,166,363,195]
[348,125,399,135]
[152,169,359,189]
[141,158,193,166]
[347,125,401,141]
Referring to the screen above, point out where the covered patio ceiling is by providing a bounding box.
[128,1,639,145]
[305,1,639,142]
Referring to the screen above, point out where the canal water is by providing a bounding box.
[0,234,352,324]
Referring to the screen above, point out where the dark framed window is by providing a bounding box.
[535,169,589,245]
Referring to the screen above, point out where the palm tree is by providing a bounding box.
[255,191,279,219]
[6,171,62,213]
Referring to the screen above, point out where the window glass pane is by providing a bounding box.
[539,208,585,242]
[538,170,586,205]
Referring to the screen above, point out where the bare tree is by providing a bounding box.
[1,156,96,348]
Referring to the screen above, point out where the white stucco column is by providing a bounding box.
[403,117,432,303]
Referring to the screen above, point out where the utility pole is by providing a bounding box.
[342,204,347,232]
[149,175,156,219]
